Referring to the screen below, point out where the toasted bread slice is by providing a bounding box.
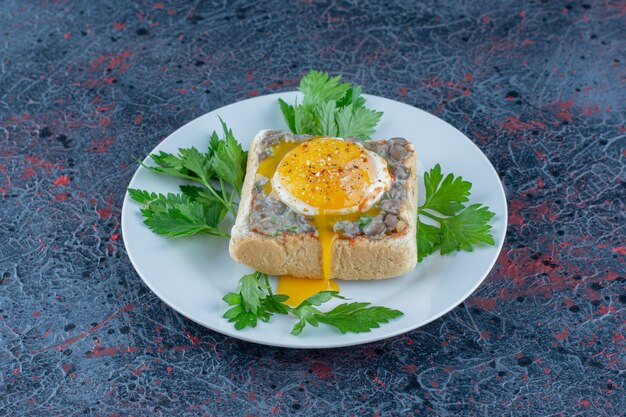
[229,130,418,280]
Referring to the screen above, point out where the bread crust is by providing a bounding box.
[229,130,418,280]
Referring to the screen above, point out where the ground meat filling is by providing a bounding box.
[249,132,412,238]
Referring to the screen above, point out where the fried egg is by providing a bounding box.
[271,138,391,216]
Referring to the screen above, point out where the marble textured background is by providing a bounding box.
[1,0,625,415]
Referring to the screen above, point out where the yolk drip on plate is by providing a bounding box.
[277,275,339,306]
[257,138,389,306]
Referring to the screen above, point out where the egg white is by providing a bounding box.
[271,139,392,216]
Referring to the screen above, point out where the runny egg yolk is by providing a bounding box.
[272,138,388,215]
[257,138,391,306]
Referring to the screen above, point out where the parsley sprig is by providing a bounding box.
[417,164,495,261]
[223,272,403,335]
[127,189,228,237]
[278,70,383,139]
[128,120,246,236]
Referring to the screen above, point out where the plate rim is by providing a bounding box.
[121,91,508,349]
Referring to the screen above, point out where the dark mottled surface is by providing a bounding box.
[1,0,625,415]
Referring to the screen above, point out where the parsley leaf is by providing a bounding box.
[289,291,402,335]
[238,272,268,314]
[438,204,495,254]
[179,184,225,206]
[417,165,495,261]
[315,303,404,334]
[336,85,366,109]
[178,147,214,184]
[417,219,442,262]
[222,272,287,330]
[222,292,262,330]
[222,276,404,336]
[141,143,219,184]
[299,70,350,109]
[278,70,383,139]
[211,118,247,195]
[128,191,228,237]
[335,104,382,139]
[130,119,247,237]
[314,100,338,137]
[278,98,296,132]
[423,164,471,216]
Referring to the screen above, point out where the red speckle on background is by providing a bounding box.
[97,195,115,219]
[113,21,126,30]
[401,364,417,373]
[54,192,68,202]
[61,363,74,373]
[134,114,143,125]
[90,51,133,73]
[534,148,547,161]
[53,175,70,186]
[167,366,173,374]
[153,2,165,8]
[612,246,626,255]
[0,165,11,196]
[597,304,617,315]
[372,375,386,387]
[32,311,41,317]
[580,399,590,407]
[521,374,529,381]
[22,167,36,179]
[184,330,202,346]
[131,367,144,376]
[468,297,497,311]
[398,87,408,96]
[245,70,255,81]
[97,103,115,112]
[87,345,141,358]
[582,105,599,116]
[537,177,545,188]
[481,16,491,23]
[12,368,20,376]
[247,89,260,97]
[110,233,120,241]
[311,362,334,379]
[90,138,114,153]
[555,100,574,122]
[501,117,545,133]
[508,200,527,226]
[25,155,62,173]
[63,32,70,40]
[553,327,571,340]
[585,287,601,301]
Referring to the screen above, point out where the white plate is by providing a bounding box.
[121,92,507,349]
